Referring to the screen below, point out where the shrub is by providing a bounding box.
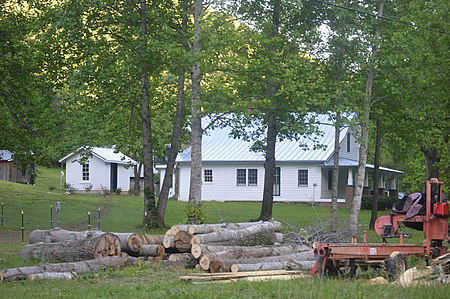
[115,188,122,195]
[84,183,93,193]
[48,185,56,191]
[64,183,76,193]
[361,195,395,211]
[184,204,206,224]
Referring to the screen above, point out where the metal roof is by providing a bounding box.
[0,150,13,161]
[59,147,136,165]
[177,115,348,163]
[325,158,404,174]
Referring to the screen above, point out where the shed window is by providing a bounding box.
[236,169,246,186]
[298,169,308,187]
[204,169,213,182]
[82,164,89,181]
[248,169,258,186]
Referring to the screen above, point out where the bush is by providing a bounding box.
[184,204,206,224]
[64,183,76,193]
[48,185,56,191]
[115,188,122,195]
[361,195,395,211]
[84,183,93,193]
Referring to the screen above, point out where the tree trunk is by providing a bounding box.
[421,146,440,182]
[133,163,142,194]
[0,254,128,281]
[20,233,121,262]
[370,117,382,229]
[167,253,198,268]
[28,228,104,244]
[347,0,385,237]
[191,221,282,245]
[157,0,188,227]
[188,0,203,207]
[259,0,281,221]
[230,261,314,273]
[139,0,156,227]
[331,112,341,231]
[130,244,164,257]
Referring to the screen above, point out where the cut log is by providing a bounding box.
[29,228,104,244]
[1,254,128,281]
[27,272,77,280]
[20,233,121,262]
[167,253,198,268]
[188,221,271,235]
[191,221,282,245]
[169,224,190,236]
[198,244,310,271]
[112,233,144,253]
[163,234,175,249]
[231,262,289,273]
[208,251,314,273]
[129,244,165,257]
[143,234,165,245]
[174,231,193,252]
[231,260,315,273]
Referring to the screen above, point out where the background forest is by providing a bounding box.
[1,1,449,230]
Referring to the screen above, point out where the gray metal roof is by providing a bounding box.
[59,147,136,165]
[0,150,13,161]
[177,115,347,163]
[325,158,404,174]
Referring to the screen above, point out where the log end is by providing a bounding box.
[191,244,202,259]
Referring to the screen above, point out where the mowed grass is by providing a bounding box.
[1,168,448,298]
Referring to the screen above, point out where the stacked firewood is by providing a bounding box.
[1,221,315,282]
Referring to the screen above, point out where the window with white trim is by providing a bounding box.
[298,169,308,187]
[236,169,246,186]
[248,169,258,186]
[82,163,89,181]
[204,169,213,182]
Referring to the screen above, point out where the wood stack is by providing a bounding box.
[2,221,315,282]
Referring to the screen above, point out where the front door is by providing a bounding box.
[110,163,118,192]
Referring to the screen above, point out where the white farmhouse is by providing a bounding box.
[159,116,403,205]
[59,147,135,194]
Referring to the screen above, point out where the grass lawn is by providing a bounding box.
[0,167,448,298]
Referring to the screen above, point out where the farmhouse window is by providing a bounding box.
[248,169,258,186]
[298,169,308,187]
[273,167,281,196]
[204,169,213,182]
[328,169,333,190]
[82,163,89,181]
[236,169,246,185]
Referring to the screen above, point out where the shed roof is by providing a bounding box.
[0,150,13,161]
[59,147,135,165]
[177,115,348,163]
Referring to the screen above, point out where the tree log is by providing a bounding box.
[174,231,193,252]
[131,244,165,257]
[169,224,190,235]
[28,228,104,244]
[188,221,274,235]
[1,254,128,281]
[143,234,165,245]
[208,251,314,273]
[191,222,282,245]
[231,261,289,273]
[167,253,198,268]
[27,272,77,280]
[20,233,121,262]
[163,234,175,249]
[198,244,310,271]
[111,233,144,253]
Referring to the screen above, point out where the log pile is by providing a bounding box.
[1,221,317,282]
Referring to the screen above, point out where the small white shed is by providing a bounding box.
[59,147,135,193]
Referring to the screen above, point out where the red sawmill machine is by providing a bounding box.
[310,178,450,279]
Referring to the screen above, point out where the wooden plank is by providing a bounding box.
[180,269,302,280]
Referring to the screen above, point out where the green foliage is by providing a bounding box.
[361,196,395,211]
[184,203,206,224]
